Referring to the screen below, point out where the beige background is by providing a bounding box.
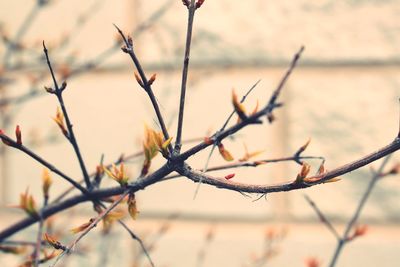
[0,0,399,266]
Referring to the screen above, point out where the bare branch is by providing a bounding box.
[43,42,91,189]
[114,24,172,154]
[328,155,392,267]
[175,0,198,153]
[304,194,340,240]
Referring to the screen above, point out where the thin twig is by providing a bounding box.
[175,0,197,153]
[114,24,172,153]
[51,190,130,267]
[304,195,340,240]
[43,42,91,189]
[33,195,49,267]
[193,80,261,198]
[0,133,88,194]
[328,155,392,267]
[176,138,400,193]
[164,155,324,182]
[177,46,304,162]
[2,2,44,67]
[0,0,173,108]
[1,136,398,242]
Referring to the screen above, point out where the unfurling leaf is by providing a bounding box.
[15,125,22,145]
[317,163,325,175]
[295,163,311,183]
[218,143,234,161]
[103,163,129,186]
[232,89,247,121]
[15,188,38,217]
[103,210,125,234]
[53,107,68,137]
[141,124,171,175]
[224,173,235,180]
[42,168,52,198]
[43,233,65,250]
[128,193,139,220]
[70,218,94,234]
[143,124,160,161]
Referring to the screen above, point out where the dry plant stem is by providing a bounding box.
[51,190,131,267]
[175,0,197,153]
[114,26,172,153]
[43,42,92,189]
[304,195,340,240]
[328,155,392,267]
[33,196,49,267]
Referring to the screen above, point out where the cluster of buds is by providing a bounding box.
[182,0,206,9]
[44,81,67,94]
[15,189,38,218]
[103,163,129,186]
[134,72,157,89]
[141,125,173,176]
[53,107,68,138]
[120,35,133,53]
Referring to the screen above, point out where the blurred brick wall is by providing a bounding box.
[0,0,399,266]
